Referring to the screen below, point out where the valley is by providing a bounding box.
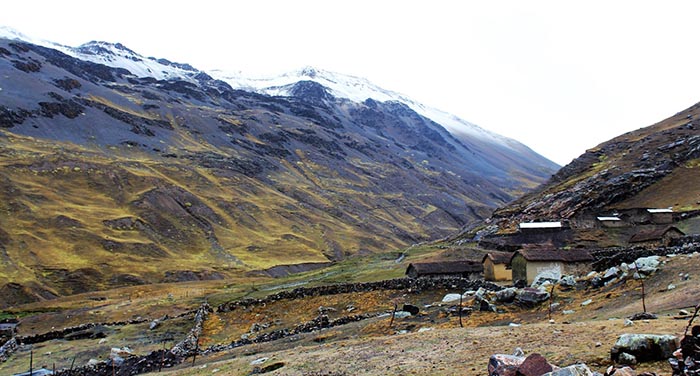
[0,245,698,375]
[0,30,699,376]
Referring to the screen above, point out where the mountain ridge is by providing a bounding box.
[0,34,558,305]
[0,25,558,175]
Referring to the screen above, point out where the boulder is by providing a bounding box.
[475,287,489,300]
[591,276,604,288]
[532,268,561,288]
[516,353,553,376]
[541,364,594,376]
[515,288,550,307]
[474,293,497,312]
[603,267,619,281]
[442,293,462,303]
[611,334,679,362]
[477,299,497,312]
[488,353,525,376]
[627,312,657,321]
[629,256,660,275]
[495,287,517,303]
[560,275,577,288]
[402,304,420,315]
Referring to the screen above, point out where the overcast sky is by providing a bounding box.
[2,1,699,165]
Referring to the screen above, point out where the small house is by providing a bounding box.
[647,208,674,224]
[597,216,625,228]
[482,251,513,281]
[629,226,685,247]
[510,249,593,284]
[617,208,674,225]
[405,261,483,280]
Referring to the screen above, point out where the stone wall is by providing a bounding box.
[170,302,211,358]
[591,241,699,271]
[217,277,503,312]
[0,337,18,363]
[53,303,211,376]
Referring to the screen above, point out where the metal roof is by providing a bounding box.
[647,208,673,213]
[597,216,621,221]
[519,222,562,229]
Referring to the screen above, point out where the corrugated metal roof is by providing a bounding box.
[519,222,562,229]
[512,249,593,263]
[597,216,621,221]
[647,208,673,213]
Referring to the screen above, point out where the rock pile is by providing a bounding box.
[588,255,668,288]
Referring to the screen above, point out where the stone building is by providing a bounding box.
[629,226,685,247]
[482,251,513,282]
[510,249,593,284]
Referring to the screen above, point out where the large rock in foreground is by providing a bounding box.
[488,353,525,376]
[610,333,679,363]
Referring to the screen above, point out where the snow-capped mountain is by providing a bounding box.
[209,67,515,148]
[0,26,199,82]
[0,26,558,173]
[0,26,538,155]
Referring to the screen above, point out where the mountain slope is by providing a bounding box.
[0,36,557,305]
[482,101,700,233]
[211,67,559,182]
[0,27,557,180]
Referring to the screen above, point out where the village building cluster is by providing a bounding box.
[406,207,689,284]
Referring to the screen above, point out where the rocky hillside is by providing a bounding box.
[483,101,700,233]
[0,38,557,303]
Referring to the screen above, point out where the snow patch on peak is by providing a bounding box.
[62,41,198,82]
[0,27,199,83]
[211,66,512,146]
